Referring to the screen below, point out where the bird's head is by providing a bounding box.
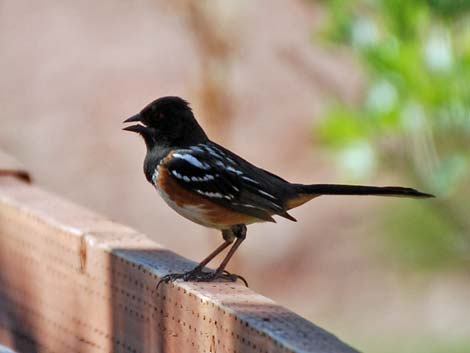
[123,96,208,149]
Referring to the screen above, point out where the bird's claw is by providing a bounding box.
[156,269,248,288]
[221,270,249,287]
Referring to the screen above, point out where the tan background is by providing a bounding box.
[1,1,468,351]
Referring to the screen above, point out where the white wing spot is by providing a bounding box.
[226,166,243,175]
[242,176,259,184]
[214,161,243,175]
[257,189,277,200]
[188,174,216,182]
[173,153,210,169]
[195,189,234,200]
[201,144,225,159]
[207,147,224,159]
[171,170,183,179]
[232,202,259,209]
[196,190,223,198]
[268,201,283,210]
[190,146,205,153]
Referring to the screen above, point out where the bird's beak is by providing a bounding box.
[123,113,147,133]
[123,113,142,123]
[123,124,147,133]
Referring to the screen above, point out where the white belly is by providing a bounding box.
[155,184,225,229]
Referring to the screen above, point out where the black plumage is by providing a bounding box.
[123,96,434,286]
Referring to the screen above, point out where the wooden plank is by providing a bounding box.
[0,176,359,353]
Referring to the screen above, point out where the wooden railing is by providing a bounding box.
[0,154,359,353]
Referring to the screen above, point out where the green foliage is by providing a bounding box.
[316,0,470,270]
[384,201,470,270]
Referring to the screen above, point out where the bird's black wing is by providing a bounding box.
[165,144,296,222]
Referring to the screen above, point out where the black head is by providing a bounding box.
[123,96,208,149]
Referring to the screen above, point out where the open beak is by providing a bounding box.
[123,113,146,133]
[123,113,142,123]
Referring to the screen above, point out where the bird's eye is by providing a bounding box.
[158,112,165,119]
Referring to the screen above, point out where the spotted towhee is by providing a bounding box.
[123,96,433,286]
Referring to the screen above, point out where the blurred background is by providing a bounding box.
[1,0,469,352]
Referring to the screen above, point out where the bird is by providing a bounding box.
[123,96,434,286]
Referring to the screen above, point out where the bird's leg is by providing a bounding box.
[210,237,248,286]
[157,225,248,287]
[157,229,235,288]
[213,226,246,276]
[181,234,234,278]
[185,225,248,285]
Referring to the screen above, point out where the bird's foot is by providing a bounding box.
[156,268,248,288]
[220,270,249,287]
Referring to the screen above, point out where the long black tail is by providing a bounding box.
[295,184,434,198]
